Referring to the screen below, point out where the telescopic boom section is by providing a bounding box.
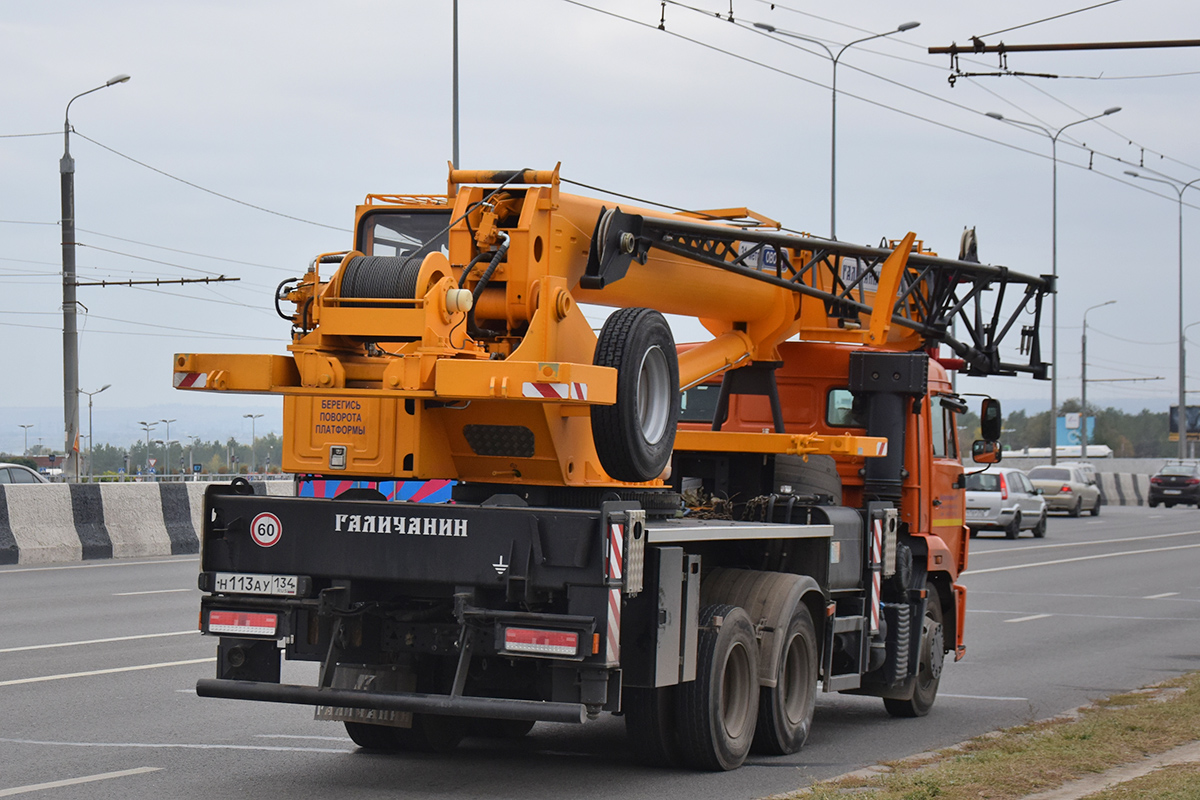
[172,165,1049,485]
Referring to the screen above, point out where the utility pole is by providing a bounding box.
[61,75,130,481]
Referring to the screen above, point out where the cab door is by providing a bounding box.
[929,395,966,560]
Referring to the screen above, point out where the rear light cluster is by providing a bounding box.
[502,627,580,657]
[208,610,278,637]
[999,473,1008,500]
[1187,479,1200,486]
[1060,484,1073,494]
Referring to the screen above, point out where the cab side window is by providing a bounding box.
[930,400,958,459]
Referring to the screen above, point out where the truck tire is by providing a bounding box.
[470,718,535,739]
[592,308,679,483]
[345,714,465,753]
[754,603,817,755]
[344,721,403,751]
[1004,512,1021,539]
[883,583,944,719]
[624,685,681,767]
[675,605,759,771]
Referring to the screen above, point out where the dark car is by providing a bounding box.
[1148,462,1200,508]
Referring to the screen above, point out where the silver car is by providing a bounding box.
[965,467,1048,539]
[1027,465,1102,517]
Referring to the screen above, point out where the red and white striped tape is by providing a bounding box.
[522,382,588,401]
[870,518,883,635]
[173,372,208,389]
[606,523,623,663]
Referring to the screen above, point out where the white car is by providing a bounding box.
[0,463,50,484]
[964,467,1048,539]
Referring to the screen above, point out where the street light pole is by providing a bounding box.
[987,106,1121,464]
[61,75,130,482]
[1081,301,1116,461]
[78,384,110,481]
[753,21,919,239]
[1123,171,1200,460]
[159,419,176,476]
[244,413,264,474]
[451,0,460,168]
[137,420,156,475]
[18,425,33,455]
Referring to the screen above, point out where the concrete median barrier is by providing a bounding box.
[0,480,293,565]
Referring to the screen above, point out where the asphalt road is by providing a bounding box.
[2,505,1198,799]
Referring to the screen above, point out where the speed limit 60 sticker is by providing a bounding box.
[250,512,283,547]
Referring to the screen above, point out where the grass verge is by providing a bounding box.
[775,671,1200,800]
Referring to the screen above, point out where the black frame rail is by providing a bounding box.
[585,209,1052,379]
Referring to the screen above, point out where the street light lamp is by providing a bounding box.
[18,424,33,455]
[244,413,264,474]
[753,20,920,239]
[78,384,111,482]
[1081,301,1116,461]
[155,439,178,479]
[987,106,1122,463]
[137,420,156,475]
[1124,170,1200,460]
[159,419,177,476]
[61,74,131,482]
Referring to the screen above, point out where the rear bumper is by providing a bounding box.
[196,678,588,723]
[965,507,1016,530]
[1148,487,1200,504]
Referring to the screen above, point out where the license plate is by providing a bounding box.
[965,508,987,518]
[214,572,298,596]
[1165,489,1182,495]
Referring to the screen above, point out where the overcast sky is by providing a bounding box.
[3,0,1198,453]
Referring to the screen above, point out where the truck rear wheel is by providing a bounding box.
[344,714,465,753]
[883,583,944,719]
[344,721,402,750]
[592,308,679,483]
[754,603,817,755]
[675,605,759,771]
[624,685,681,767]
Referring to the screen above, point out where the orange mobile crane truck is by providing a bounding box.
[174,165,1049,771]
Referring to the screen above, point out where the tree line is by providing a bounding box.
[962,398,1176,458]
[4,432,285,476]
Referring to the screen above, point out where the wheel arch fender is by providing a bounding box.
[702,567,824,688]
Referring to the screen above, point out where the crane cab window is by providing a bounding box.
[358,211,451,259]
[826,389,864,428]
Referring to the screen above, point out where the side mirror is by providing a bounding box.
[972,439,1001,464]
[1035,487,1044,495]
[980,398,1002,442]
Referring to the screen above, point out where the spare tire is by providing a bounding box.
[591,308,679,483]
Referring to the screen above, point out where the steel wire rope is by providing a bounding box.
[971,0,1126,41]
[0,318,275,342]
[742,0,1198,173]
[561,0,1200,213]
[71,132,349,233]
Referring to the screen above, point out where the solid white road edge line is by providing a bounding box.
[969,529,1200,557]
[0,738,351,754]
[113,589,194,596]
[969,542,1200,575]
[0,630,198,654]
[939,693,1029,701]
[0,658,215,687]
[1,558,199,574]
[1144,592,1181,599]
[0,767,160,797]
[1005,613,1052,623]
